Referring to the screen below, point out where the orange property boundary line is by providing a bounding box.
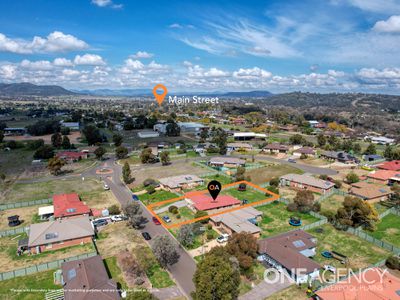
[146,180,279,229]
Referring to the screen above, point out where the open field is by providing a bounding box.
[368,214,400,247]
[0,148,34,177]
[0,269,60,300]
[4,131,83,145]
[245,164,303,185]
[0,233,95,273]
[307,224,391,269]
[257,202,320,238]
[0,205,43,231]
[319,194,346,215]
[1,177,104,204]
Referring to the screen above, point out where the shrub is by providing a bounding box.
[146,185,155,194]
[168,205,178,213]
[386,256,400,270]
[287,202,298,212]
[206,232,214,240]
[207,224,212,230]
[108,204,121,215]
[143,178,158,187]
[269,177,280,187]
[176,214,181,219]
[300,153,308,159]
[334,180,342,189]
[312,202,321,212]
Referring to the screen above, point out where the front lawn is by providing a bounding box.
[0,269,60,300]
[138,190,180,206]
[223,186,269,204]
[368,213,400,247]
[245,164,304,185]
[145,264,175,288]
[307,224,391,269]
[257,202,320,238]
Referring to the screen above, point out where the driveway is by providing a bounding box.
[188,239,226,257]
[239,275,294,300]
[103,159,197,299]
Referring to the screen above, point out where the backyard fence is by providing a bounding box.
[0,198,52,211]
[346,227,400,255]
[379,206,400,219]
[0,251,98,281]
[0,226,29,238]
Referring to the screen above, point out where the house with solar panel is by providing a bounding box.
[257,230,321,284]
[280,173,335,194]
[27,215,94,254]
[349,181,393,201]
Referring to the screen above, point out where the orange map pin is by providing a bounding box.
[153,84,168,105]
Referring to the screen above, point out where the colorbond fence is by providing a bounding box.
[0,198,52,211]
[0,251,98,281]
[0,226,29,238]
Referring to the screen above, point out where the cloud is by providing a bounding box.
[91,0,123,9]
[373,16,400,33]
[338,0,400,14]
[233,67,272,79]
[130,51,154,59]
[0,31,88,54]
[169,23,183,29]
[53,58,74,67]
[20,59,53,70]
[0,65,16,79]
[74,54,105,66]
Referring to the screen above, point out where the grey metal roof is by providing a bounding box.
[281,173,334,190]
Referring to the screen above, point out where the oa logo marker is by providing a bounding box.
[153,84,168,106]
[207,180,221,201]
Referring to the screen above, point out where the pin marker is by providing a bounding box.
[153,84,168,105]
[207,180,221,201]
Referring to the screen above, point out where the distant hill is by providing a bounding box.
[0,82,76,96]
[77,88,151,96]
[220,90,273,97]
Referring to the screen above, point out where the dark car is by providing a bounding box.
[142,232,151,240]
[152,217,161,225]
[8,215,21,227]
[92,219,108,227]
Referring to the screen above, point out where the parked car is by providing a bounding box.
[287,158,296,163]
[103,184,110,190]
[142,232,151,240]
[92,219,108,227]
[152,216,161,225]
[8,215,21,227]
[111,215,124,222]
[132,194,139,201]
[216,234,229,243]
[162,215,171,223]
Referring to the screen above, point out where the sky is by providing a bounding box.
[0,0,400,93]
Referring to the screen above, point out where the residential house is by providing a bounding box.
[257,230,321,284]
[231,117,246,125]
[293,147,316,157]
[233,132,267,141]
[349,181,393,201]
[53,193,91,219]
[159,174,204,192]
[60,121,80,131]
[38,205,54,220]
[138,130,160,138]
[365,135,396,145]
[316,267,400,300]
[363,154,383,162]
[208,156,246,168]
[210,207,262,238]
[178,122,208,133]
[366,170,400,185]
[262,143,290,154]
[3,127,26,136]
[320,151,358,164]
[62,255,120,300]
[186,193,241,214]
[227,142,253,152]
[56,151,88,163]
[280,173,335,194]
[28,215,94,254]
[378,160,400,171]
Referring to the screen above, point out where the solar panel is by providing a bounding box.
[67,268,76,280]
[293,240,305,248]
[45,232,58,240]
[379,189,387,193]
[66,208,77,213]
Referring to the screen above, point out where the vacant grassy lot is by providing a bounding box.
[257,202,320,238]
[145,263,175,288]
[138,190,179,206]
[0,205,45,231]
[308,224,391,269]
[223,186,269,204]
[2,177,104,204]
[103,256,128,290]
[0,148,34,178]
[0,233,95,273]
[368,214,400,247]
[0,269,60,300]
[245,164,303,185]
[320,194,346,215]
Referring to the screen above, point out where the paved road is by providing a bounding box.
[104,160,196,299]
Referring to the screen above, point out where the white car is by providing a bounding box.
[324,265,337,274]
[110,215,124,222]
[103,184,110,190]
[216,234,229,243]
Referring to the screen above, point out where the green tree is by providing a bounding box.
[160,151,170,166]
[194,210,209,224]
[61,135,71,149]
[140,148,155,163]
[60,127,70,135]
[94,146,106,160]
[346,172,359,184]
[51,132,62,148]
[317,134,326,147]
[235,166,246,181]
[166,122,181,136]
[122,161,133,184]
[269,177,280,187]
[47,156,66,175]
[177,224,195,247]
[115,146,128,159]
[34,145,54,159]
[82,125,102,145]
[226,232,258,271]
[289,134,305,145]
[193,249,240,300]
[123,202,146,228]
[364,143,377,155]
[0,130,3,143]
[112,133,123,147]
[108,204,121,215]
[353,143,362,154]
[291,190,316,213]
[384,144,393,160]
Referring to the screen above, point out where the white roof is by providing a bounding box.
[233,132,266,138]
[38,205,54,216]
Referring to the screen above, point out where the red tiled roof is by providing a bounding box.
[188,194,241,211]
[378,160,400,171]
[56,151,86,159]
[367,170,400,181]
[316,268,400,300]
[53,193,91,218]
